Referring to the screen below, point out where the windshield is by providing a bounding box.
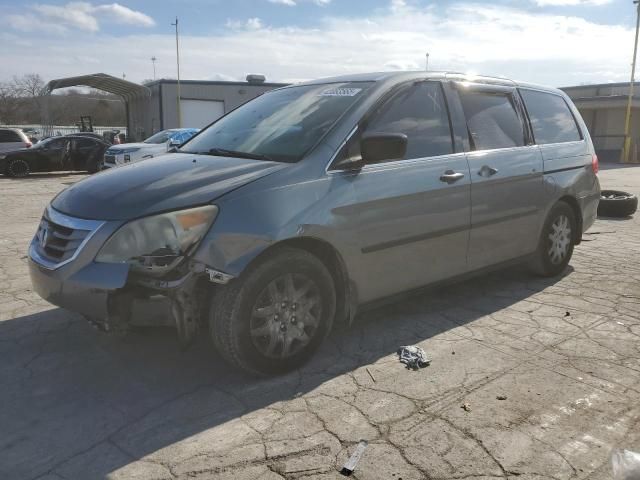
[181,82,372,163]
[144,130,176,144]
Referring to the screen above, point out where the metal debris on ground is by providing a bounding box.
[611,449,640,480]
[366,367,376,383]
[340,440,368,476]
[397,345,431,370]
[462,403,471,412]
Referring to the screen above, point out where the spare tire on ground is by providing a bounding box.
[598,190,638,218]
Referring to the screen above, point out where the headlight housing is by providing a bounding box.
[96,205,218,275]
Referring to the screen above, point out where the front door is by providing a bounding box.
[331,81,471,303]
[456,84,544,270]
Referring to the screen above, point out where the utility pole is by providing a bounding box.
[425,53,430,71]
[171,17,182,128]
[622,0,640,163]
[151,56,157,80]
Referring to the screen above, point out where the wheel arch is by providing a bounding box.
[241,236,356,326]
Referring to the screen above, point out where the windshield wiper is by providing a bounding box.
[192,148,273,162]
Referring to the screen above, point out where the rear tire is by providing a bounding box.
[7,158,30,177]
[210,247,336,376]
[529,202,576,277]
[597,190,638,218]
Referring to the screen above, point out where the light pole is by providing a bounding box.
[171,17,182,128]
[622,0,640,163]
[425,52,430,72]
[151,56,157,80]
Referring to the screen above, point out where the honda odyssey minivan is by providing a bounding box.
[28,72,600,375]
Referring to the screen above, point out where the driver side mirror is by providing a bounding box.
[360,133,408,165]
[331,132,408,172]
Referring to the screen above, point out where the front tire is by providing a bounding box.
[529,201,576,277]
[210,247,336,376]
[7,158,30,177]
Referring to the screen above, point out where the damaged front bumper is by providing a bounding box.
[28,210,235,343]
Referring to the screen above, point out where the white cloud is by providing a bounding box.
[226,17,264,30]
[0,1,634,87]
[267,0,331,5]
[533,0,612,5]
[5,1,154,34]
[94,3,155,27]
[33,2,100,32]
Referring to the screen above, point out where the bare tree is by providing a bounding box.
[0,81,20,124]
[12,73,46,97]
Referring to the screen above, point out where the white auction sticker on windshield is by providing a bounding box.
[319,88,362,97]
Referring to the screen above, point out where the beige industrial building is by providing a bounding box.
[562,82,640,163]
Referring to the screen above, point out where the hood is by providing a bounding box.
[107,142,155,152]
[52,153,287,220]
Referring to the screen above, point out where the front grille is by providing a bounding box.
[104,155,116,164]
[30,207,105,269]
[35,217,90,264]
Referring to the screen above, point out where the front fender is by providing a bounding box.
[191,172,360,279]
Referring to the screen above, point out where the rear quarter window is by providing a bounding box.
[520,89,582,144]
[0,130,23,143]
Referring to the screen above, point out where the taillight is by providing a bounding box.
[591,154,599,174]
[25,141,32,148]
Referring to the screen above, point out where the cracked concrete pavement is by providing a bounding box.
[1,165,639,480]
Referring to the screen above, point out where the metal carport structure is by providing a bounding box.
[43,73,151,140]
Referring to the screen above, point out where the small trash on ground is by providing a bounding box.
[340,440,368,476]
[611,449,640,480]
[397,345,431,370]
[462,403,471,412]
[452,351,456,355]
[497,395,508,401]
[565,311,571,317]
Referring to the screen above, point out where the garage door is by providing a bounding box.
[180,99,225,128]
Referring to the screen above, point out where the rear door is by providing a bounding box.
[330,81,471,303]
[0,129,25,153]
[41,138,69,171]
[455,83,544,270]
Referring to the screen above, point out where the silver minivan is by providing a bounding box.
[29,72,600,375]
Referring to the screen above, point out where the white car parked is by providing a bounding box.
[103,128,199,168]
[0,128,32,156]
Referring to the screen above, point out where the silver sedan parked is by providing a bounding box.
[29,72,600,375]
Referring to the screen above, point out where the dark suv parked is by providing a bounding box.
[2,135,109,176]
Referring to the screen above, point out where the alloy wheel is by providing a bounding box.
[547,214,572,265]
[249,273,322,359]
[9,159,29,177]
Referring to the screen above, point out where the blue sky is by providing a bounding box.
[0,0,637,87]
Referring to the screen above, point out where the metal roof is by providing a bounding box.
[144,79,288,88]
[46,73,150,100]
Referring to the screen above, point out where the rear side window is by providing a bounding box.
[0,130,22,142]
[520,90,582,144]
[458,91,525,150]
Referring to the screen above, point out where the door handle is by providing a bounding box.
[478,165,499,177]
[439,170,465,184]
